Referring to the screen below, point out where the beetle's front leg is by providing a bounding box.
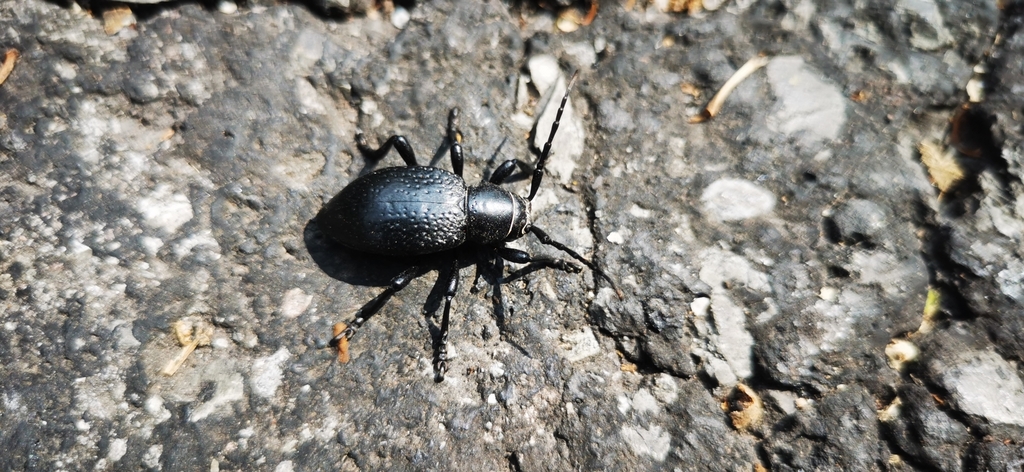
[496,246,582,283]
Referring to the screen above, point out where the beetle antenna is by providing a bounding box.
[528,70,579,201]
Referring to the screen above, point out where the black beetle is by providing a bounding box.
[320,71,614,381]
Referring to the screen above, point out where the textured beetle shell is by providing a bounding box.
[320,166,469,255]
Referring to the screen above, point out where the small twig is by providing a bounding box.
[0,49,19,87]
[582,0,598,26]
[161,319,214,376]
[690,55,770,123]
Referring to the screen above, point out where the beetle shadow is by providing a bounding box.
[464,249,531,360]
[303,217,420,287]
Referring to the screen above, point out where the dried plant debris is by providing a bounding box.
[690,56,770,123]
[919,288,941,333]
[556,8,584,32]
[680,82,701,98]
[555,1,598,32]
[918,140,964,194]
[333,322,351,363]
[0,49,18,87]
[885,339,920,372]
[102,6,135,35]
[582,0,598,25]
[849,90,870,102]
[161,318,214,376]
[618,351,638,372]
[878,397,902,422]
[728,383,764,431]
[653,0,705,15]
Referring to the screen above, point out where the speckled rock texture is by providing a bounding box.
[1,0,1022,470]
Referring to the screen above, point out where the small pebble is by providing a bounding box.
[391,6,411,29]
[217,1,238,14]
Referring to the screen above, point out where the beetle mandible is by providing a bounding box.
[320,71,614,381]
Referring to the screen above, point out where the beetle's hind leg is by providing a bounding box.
[355,133,418,166]
[331,265,421,349]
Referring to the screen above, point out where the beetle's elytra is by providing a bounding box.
[321,71,615,381]
[320,166,471,255]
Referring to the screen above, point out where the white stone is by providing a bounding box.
[766,56,847,146]
[701,178,776,221]
[189,372,245,422]
[217,0,238,14]
[391,6,411,29]
[250,348,291,398]
[137,185,193,234]
[560,327,601,362]
[279,288,313,318]
[621,424,671,461]
[697,248,771,293]
[944,350,1024,426]
[709,292,753,381]
[632,389,659,414]
[651,374,678,404]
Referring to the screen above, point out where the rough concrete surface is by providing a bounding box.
[1,0,1022,470]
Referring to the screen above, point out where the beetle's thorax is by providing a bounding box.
[465,183,531,245]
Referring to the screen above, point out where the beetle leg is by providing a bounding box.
[528,226,622,298]
[330,266,420,347]
[489,159,531,185]
[528,71,579,201]
[450,142,464,178]
[496,247,582,283]
[355,133,418,167]
[435,256,461,382]
[447,108,464,177]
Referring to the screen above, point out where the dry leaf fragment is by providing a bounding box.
[102,6,135,36]
[679,82,701,98]
[333,322,351,363]
[690,55,770,123]
[918,140,964,193]
[657,0,703,14]
[616,350,637,372]
[0,49,18,87]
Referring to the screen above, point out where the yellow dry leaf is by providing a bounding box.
[918,140,964,193]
